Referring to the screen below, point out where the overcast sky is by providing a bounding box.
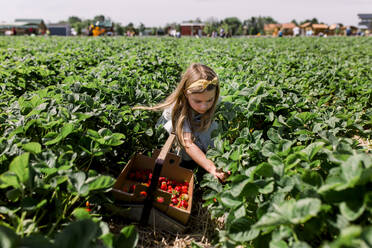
[2,0,371,27]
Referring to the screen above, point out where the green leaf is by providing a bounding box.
[0,172,20,189]
[290,198,321,224]
[301,170,323,188]
[365,192,372,211]
[254,198,321,228]
[22,142,42,154]
[269,240,288,248]
[19,234,52,248]
[104,133,125,146]
[230,149,240,161]
[268,155,284,176]
[341,154,372,187]
[255,162,274,178]
[9,153,30,184]
[221,192,242,208]
[254,211,287,228]
[230,176,250,197]
[268,155,283,167]
[45,123,74,145]
[72,208,92,220]
[262,142,276,157]
[258,180,274,194]
[22,198,47,211]
[326,225,362,247]
[115,225,138,248]
[54,219,99,248]
[145,128,153,136]
[228,217,259,242]
[292,242,311,248]
[339,200,365,221]
[0,225,19,248]
[20,234,53,248]
[267,128,281,143]
[301,142,324,161]
[100,233,114,248]
[6,188,21,202]
[87,175,114,191]
[68,172,88,196]
[362,226,372,246]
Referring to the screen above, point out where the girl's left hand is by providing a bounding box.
[213,168,231,183]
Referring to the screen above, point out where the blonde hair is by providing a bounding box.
[133,63,220,147]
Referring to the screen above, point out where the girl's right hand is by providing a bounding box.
[213,168,230,183]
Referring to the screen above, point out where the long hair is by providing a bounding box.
[133,63,220,147]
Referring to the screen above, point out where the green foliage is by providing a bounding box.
[0,36,371,247]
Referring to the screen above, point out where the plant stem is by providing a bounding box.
[292,226,299,243]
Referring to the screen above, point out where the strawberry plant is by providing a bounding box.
[0,36,371,247]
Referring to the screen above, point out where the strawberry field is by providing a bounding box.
[0,36,371,248]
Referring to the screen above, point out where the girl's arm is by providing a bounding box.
[183,132,229,182]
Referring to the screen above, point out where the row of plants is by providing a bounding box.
[0,36,371,247]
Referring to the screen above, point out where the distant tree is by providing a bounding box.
[243,16,277,35]
[123,22,135,34]
[222,17,242,36]
[243,17,259,35]
[203,23,213,36]
[291,19,298,26]
[311,18,319,24]
[300,18,319,24]
[93,15,105,23]
[138,23,146,33]
[236,25,243,35]
[204,17,219,35]
[68,16,82,24]
[264,16,278,24]
[115,23,125,35]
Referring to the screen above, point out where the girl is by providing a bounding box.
[134,63,229,182]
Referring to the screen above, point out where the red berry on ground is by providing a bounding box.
[156,196,164,203]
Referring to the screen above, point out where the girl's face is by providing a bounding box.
[186,89,216,114]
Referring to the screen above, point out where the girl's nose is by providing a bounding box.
[200,103,208,110]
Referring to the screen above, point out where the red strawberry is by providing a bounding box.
[181,185,188,194]
[180,200,188,209]
[159,176,166,182]
[129,184,136,193]
[171,197,178,205]
[174,186,181,191]
[135,171,141,180]
[160,181,167,191]
[140,191,147,197]
[129,172,135,180]
[156,196,164,203]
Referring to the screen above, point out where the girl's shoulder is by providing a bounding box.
[162,103,175,121]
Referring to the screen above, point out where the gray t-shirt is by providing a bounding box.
[156,104,218,161]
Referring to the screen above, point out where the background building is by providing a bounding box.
[358,13,372,32]
[180,23,204,36]
[47,23,72,36]
[0,19,46,35]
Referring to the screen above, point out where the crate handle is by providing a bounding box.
[140,133,176,226]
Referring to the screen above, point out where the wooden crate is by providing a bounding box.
[112,134,194,230]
